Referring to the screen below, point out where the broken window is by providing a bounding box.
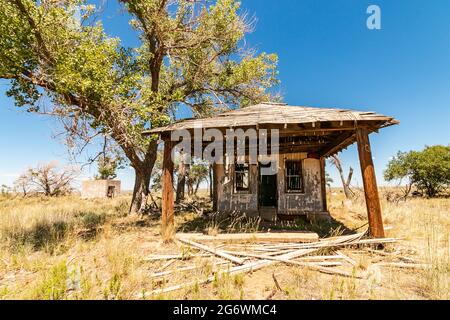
[235,163,249,192]
[285,160,303,192]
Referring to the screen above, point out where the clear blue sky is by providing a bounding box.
[1,0,449,190]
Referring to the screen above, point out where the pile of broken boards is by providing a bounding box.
[144,231,425,296]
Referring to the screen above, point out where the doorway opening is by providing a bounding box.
[258,162,277,208]
[107,186,116,198]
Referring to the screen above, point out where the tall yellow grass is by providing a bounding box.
[0,191,448,300]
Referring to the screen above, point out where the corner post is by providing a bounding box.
[212,150,225,212]
[356,128,385,238]
[319,157,328,212]
[161,135,174,240]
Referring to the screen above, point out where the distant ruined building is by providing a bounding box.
[81,180,121,199]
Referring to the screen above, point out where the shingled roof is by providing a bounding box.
[146,103,399,133]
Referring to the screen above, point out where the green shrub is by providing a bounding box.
[31,261,68,300]
[1,219,70,251]
[81,212,106,231]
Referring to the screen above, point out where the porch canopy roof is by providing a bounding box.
[145,103,399,157]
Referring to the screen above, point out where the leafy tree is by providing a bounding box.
[94,138,125,180]
[0,0,279,214]
[187,161,209,196]
[1,184,11,196]
[95,155,120,180]
[384,145,450,198]
[151,155,208,198]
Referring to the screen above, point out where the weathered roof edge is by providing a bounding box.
[144,103,399,135]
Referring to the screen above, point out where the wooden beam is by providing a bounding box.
[319,131,356,158]
[161,138,175,241]
[356,128,385,238]
[178,238,246,265]
[320,157,328,211]
[175,232,320,243]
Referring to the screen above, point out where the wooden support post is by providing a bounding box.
[212,156,225,212]
[356,128,385,238]
[161,137,175,241]
[212,163,218,212]
[320,157,328,212]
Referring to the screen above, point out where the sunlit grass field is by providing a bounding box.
[0,190,448,300]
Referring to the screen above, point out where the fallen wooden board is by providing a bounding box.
[258,232,365,250]
[178,238,246,265]
[150,261,232,278]
[298,255,345,261]
[176,232,319,243]
[336,251,358,266]
[252,237,398,251]
[143,253,211,261]
[222,250,346,269]
[158,260,176,271]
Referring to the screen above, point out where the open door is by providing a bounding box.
[259,163,277,221]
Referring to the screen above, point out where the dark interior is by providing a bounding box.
[259,163,277,207]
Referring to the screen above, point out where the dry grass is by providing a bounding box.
[0,190,448,300]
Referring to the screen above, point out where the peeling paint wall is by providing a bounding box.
[217,164,259,217]
[216,153,325,216]
[277,154,324,215]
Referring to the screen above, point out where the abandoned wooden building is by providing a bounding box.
[147,103,399,238]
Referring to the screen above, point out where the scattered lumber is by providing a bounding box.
[150,261,232,278]
[254,237,398,251]
[139,232,405,297]
[178,238,246,265]
[158,260,176,271]
[336,251,357,266]
[176,232,319,243]
[297,255,344,261]
[151,265,198,278]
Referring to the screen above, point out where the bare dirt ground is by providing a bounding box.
[0,189,448,300]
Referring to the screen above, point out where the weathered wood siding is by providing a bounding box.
[216,152,325,217]
[217,164,259,217]
[277,153,324,215]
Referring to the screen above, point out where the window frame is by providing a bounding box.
[284,160,305,193]
[234,163,250,193]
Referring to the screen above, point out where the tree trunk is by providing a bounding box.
[194,180,201,195]
[209,164,213,200]
[129,141,158,214]
[161,138,175,241]
[331,155,353,199]
[186,163,193,196]
[130,165,152,214]
[175,153,186,203]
